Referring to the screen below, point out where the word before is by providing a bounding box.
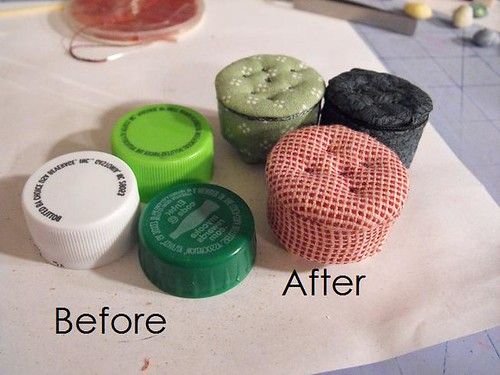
[282,269,366,296]
[55,306,166,335]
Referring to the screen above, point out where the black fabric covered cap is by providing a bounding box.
[324,69,433,131]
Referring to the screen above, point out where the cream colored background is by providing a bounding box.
[0,1,499,374]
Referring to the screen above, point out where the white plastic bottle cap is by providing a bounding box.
[22,151,140,269]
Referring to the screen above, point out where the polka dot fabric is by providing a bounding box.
[215,54,324,118]
[215,54,324,163]
[265,125,409,264]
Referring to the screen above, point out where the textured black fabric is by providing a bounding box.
[321,104,425,167]
[321,69,433,167]
[322,69,433,131]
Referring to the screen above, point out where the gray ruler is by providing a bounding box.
[293,0,417,36]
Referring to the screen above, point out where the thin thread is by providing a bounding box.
[442,341,448,375]
[69,27,143,63]
[394,357,403,375]
[460,29,466,123]
[486,330,500,359]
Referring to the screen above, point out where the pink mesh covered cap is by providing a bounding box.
[265,125,409,264]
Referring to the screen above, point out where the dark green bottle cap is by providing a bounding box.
[138,183,256,298]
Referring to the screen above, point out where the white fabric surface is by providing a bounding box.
[0,1,499,374]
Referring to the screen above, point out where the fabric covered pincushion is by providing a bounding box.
[266,125,409,264]
[215,54,325,163]
[320,69,433,167]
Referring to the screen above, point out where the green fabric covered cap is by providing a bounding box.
[215,54,325,118]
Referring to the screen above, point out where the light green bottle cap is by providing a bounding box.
[138,183,256,298]
[111,104,214,202]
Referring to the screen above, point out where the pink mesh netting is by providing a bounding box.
[265,125,409,264]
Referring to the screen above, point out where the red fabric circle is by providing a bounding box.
[265,125,409,264]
